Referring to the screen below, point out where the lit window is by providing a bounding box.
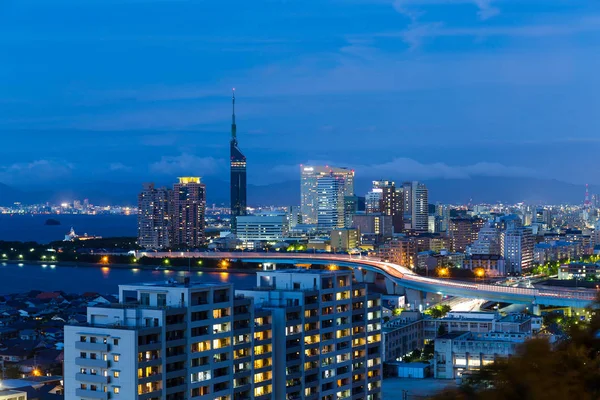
[114,387,120,394]
[113,371,120,378]
[113,355,120,362]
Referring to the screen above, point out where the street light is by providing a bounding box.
[437,267,449,278]
[474,268,485,281]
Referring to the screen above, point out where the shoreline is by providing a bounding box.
[1,259,258,275]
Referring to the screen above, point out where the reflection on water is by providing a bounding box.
[0,263,256,295]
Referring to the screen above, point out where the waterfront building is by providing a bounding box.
[236,214,288,248]
[501,227,534,274]
[402,182,428,232]
[171,177,207,248]
[64,279,273,400]
[300,166,354,225]
[449,217,485,253]
[238,269,383,400]
[230,90,247,233]
[137,183,171,249]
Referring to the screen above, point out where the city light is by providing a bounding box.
[164,259,170,265]
[474,268,485,279]
[101,256,109,264]
[220,260,230,268]
[437,267,449,278]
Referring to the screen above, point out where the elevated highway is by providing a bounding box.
[140,251,596,309]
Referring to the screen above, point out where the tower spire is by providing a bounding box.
[231,88,237,140]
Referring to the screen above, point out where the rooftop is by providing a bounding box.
[119,279,231,290]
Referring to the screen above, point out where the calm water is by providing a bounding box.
[0,214,137,243]
[0,263,256,295]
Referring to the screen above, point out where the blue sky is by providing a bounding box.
[1,0,599,190]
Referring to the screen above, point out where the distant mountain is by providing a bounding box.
[1,177,589,207]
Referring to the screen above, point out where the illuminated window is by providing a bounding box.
[113,355,120,362]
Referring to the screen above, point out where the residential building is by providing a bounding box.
[470,224,501,256]
[502,227,534,274]
[449,218,485,253]
[300,166,354,225]
[239,270,383,400]
[369,181,403,233]
[401,182,428,232]
[171,177,207,248]
[230,90,247,233]
[382,312,424,363]
[379,238,417,269]
[343,196,359,229]
[137,183,171,249]
[64,279,273,400]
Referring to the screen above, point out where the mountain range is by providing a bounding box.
[0,177,591,207]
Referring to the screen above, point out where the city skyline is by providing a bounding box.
[1,0,600,193]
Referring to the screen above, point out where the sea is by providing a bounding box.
[0,262,256,295]
[0,214,137,243]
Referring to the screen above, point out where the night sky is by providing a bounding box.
[1,0,599,191]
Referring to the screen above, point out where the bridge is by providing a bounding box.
[139,251,596,310]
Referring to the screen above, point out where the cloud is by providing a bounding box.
[269,158,537,183]
[473,0,499,20]
[149,154,225,176]
[108,162,132,172]
[0,160,74,184]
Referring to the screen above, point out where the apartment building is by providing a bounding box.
[238,270,383,400]
[64,279,273,400]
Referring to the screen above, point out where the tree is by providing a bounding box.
[393,308,403,317]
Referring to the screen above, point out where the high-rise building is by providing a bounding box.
[449,217,485,253]
[64,279,273,400]
[230,89,247,233]
[239,270,383,400]
[171,177,206,248]
[369,180,403,233]
[402,182,428,231]
[317,173,346,232]
[502,227,534,274]
[137,183,171,249]
[300,166,354,224]
[343,195,359,228]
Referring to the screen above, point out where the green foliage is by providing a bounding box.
[438,323,448,337]
[392,308,403,317]
[425,304,452,319]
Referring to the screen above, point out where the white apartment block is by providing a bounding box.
[238,270,383,400]
[64,271,383,400]
[64,279,273,400]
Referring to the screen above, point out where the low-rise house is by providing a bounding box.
[434,331,528,379]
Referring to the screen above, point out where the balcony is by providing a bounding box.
[75,388,109,400]
[75,357,110,369]
[76,373,111,384]
[76,341,110,352]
